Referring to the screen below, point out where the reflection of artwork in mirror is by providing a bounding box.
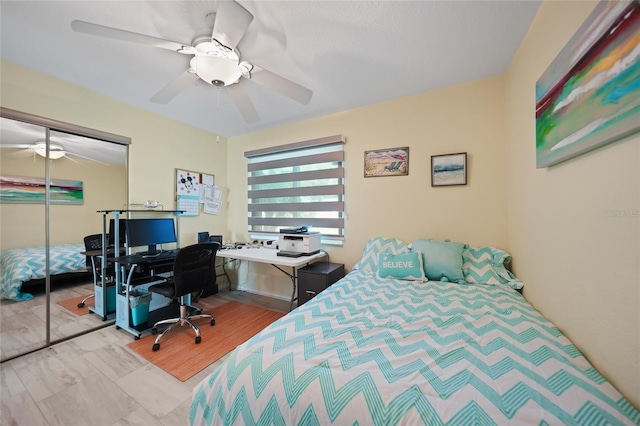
[431,153,467,187]
[0,175,84,204]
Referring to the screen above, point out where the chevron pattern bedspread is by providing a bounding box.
[190,270,639,425]
[0,244,86,301]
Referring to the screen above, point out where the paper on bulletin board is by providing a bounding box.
[203,185,222,215]
[199,174,215,203]
[177,194,200,216]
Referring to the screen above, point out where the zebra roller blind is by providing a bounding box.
[245,135,345,241]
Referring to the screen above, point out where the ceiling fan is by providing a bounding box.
[70,0,313,124]
[3,142,66,160]
[1,141,111,166]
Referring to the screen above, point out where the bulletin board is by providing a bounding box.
[175,169,222,216]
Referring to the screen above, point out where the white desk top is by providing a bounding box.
[217,247,325,268]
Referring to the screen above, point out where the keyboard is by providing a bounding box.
[140,249,179,260]
[276,251,304,258]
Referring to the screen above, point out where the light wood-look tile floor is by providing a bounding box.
[0,286,289,426]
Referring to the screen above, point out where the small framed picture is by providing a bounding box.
[364,147,409,177]
[431,152,467,186]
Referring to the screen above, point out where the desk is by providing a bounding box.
[111,250,179,339]
[217,248,326,311]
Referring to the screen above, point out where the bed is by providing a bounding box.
[189,237,640,425]
[0,243,87,301]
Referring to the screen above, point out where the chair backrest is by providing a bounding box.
[172,242,220,297]
[83,234,103,270]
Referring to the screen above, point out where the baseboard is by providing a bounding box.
[230,286,290,302]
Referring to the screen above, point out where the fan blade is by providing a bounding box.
[211,1,254,51]
[227,84,260,124]
[2,149,34,160]
[249,65,313,105]
[61,154,89,168]
[66,152,110,166]
[71,20,188,52]
[0,144,31,149]
[150,70,199,104]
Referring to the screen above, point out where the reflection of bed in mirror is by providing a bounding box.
[0,243,88,301]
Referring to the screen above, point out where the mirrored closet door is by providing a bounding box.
[0,109,129,361]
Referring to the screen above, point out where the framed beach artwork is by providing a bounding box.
[0,175,84,204]
[431,153,467,187]
[364,147,409,177]
[536,0,640,168]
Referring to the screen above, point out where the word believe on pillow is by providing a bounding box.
[378,251,427,281]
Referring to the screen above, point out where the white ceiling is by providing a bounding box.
[0,1,541,138]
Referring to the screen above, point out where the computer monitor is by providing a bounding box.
[108,218,127,247]
[209,234,223,245]
[126,218,177,255]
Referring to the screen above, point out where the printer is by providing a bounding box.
[278,232,321,255]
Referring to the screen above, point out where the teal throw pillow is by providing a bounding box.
[411,239,465,282]
[378,251,426,281]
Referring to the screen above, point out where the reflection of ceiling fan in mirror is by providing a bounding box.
[70,0,313,124]
[0,117,127,166]
[3,141,102,165]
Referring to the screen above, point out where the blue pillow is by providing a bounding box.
[378,251,426,281]
[411,239,465,282]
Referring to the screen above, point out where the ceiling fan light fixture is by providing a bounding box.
[190,56,243,87]
[33,143,65,160]
[195,41,221,56]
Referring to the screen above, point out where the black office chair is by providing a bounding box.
[78,234,103,308]
[148,242,220,351]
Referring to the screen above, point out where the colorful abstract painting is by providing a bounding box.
[0,175,83,204]
[536,0,640,168]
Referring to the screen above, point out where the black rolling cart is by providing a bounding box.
[297,262,345,306]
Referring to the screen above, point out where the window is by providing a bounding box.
[246,135,345,242]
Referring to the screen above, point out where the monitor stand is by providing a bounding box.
[139,244,161,257]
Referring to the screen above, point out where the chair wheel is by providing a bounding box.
[134,335,140,340]
[77,302,85,308]
[195,336,201,344]
[151,327,157,335]
[210,319,215,326]
[152,343,160,351]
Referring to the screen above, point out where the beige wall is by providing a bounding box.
[227,75,509,298]
[0,153,126,249]
[505,0,639,408]
[1,60,228,247]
